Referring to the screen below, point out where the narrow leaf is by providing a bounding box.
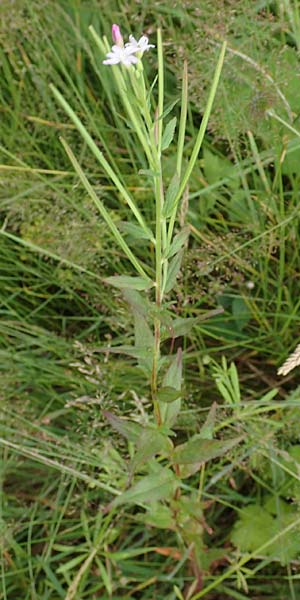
[166,226,190,259]
[159,98,179,121]
[57,554,88,574]
[129,427,173,474]
[122,288,150,318]
[134,313,153,349]
[173,435,243,465]
[104,275,152,290]
[199,402,217,440]
[97,345,151,360]
[50,85,150,237]
[160,348,183,426]
[161,117,177,151]
[59,137,149,279]
[162,173,180,219]
[157,386,182,404]
[176,59,188,178]
[162,308,225,341]
[141,504,174,529]
[167,42,227,243]
[119,221,154,241]
[229,362,241,404]
[103,411,143,443]
[134,312,154,374]
[164,250,183,294]
[163,348,182,391]
[139,168,160,177]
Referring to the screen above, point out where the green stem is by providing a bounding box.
[148,29,166,425]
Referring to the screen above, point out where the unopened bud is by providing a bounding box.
[112,24,123,47]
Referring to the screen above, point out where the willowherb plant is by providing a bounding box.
[50,25,244,596]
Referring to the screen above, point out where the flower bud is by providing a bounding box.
[112,24,123,47]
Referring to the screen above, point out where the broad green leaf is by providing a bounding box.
[112,468,178,507]
[164,250,183,294]
[160,348,183,426]
[264,496,293,517]
[230,505,300,564]
[166,227,190,258]
[103,411,143,443]
[161,117,177,151]
[162,173,180,218]
[157,386,182,404]
[230,504,274,552]
[173,435,243,465]
[104,275,152,291]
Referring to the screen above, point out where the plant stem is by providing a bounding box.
[150,29,166,426]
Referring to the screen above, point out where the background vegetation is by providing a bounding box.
[1,0,300,598]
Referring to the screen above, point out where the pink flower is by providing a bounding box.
[112,24,123,47]
[103,27,154,67]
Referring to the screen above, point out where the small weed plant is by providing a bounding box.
[2,9,300,599]
[50,24,242,597]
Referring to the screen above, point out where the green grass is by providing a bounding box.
[1,1,300,598]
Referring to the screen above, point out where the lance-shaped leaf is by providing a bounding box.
[199,402,217,440]
[129,427,173,474]
[159,348,183,427]
[157,386,182,404]
[140,504,175,529]
[163,173,180,219]
[119,221,154,242]
[122,288,151,318]
[134,313,153,349]
[104,275,153,291]
[166,226,190,259]
[112,467,178,507]
[173,435,243,478]
[161,117,177,151]
[161,308,224,341]
[103,411,143,444]
[164,250,184,294]
[97,345,152,360]
[134,311,154,375]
